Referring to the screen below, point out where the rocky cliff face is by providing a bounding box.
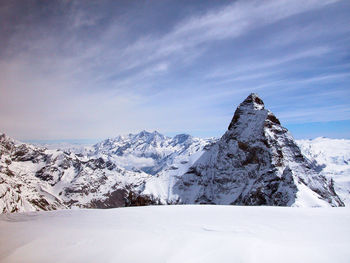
[171,94,344,207]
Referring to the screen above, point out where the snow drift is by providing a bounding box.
[0,205,349,263]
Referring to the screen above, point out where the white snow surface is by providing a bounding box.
[0,205,349,263]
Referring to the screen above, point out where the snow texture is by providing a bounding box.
[0,205,349,263]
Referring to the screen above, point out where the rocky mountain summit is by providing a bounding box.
[168,94,344,206]
[0,93,347,213]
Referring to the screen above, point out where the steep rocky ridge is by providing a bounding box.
[169,94,344,207]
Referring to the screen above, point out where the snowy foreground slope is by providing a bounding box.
[0,205,349,263]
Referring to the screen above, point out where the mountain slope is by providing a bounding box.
[0,134,66,213]
[168,94,344,207]
[297,137,350,205]
[0,133,153,213]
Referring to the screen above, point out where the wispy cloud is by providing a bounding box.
[278,104,350,123]
[0,0,349,139]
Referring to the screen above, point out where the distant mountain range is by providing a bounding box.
[1,94,349,213]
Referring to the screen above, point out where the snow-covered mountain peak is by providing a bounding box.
[172,94,343,207]
[89,131,214,176]
[1,93,349,213]
[0,133,19,149]
[228,93,267,131]
[131,130,168,144]
[227,93,281,145]
[238,92,265,110]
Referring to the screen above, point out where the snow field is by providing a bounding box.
[0,205,349,263]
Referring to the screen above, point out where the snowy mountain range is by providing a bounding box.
[1,94,349,213]
[89,131,215,175]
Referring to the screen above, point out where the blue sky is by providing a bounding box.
[0,0,350,140]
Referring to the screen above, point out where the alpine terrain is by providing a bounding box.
[0,93,348,213]
[165,94,344,207]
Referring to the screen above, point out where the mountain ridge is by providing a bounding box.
[1,94,349,212]
[163,93,343,206]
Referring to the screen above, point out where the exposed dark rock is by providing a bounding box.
[89,189,128,208]
[126,191,160,207]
